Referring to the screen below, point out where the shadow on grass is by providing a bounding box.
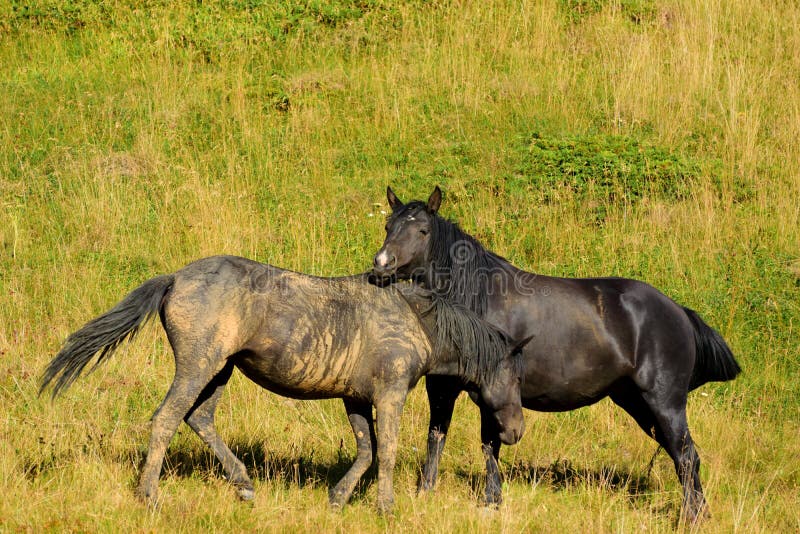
[127,438,377,501]
[452,456,668,509]
[22,435,675,516]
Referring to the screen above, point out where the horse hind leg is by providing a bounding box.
[136,343,233,506]
[329,399,376,508]
[183,360,255,501]
[647,399,708,523]
[612,389,708,522]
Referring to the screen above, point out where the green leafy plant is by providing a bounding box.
[510,132,705,205]
[558,0,657,25]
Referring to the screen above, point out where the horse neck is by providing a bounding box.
[426,353,467,380]
[394,287,450,370]
[425,224,519,316]
[422,326,475,383]
[426,297,512,387]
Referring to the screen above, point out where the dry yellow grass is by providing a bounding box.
[1,0,798,531]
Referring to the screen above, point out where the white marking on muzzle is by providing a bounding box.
[375,250,391,268]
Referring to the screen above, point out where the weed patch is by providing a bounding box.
[509,132,710,212]
[4,1,400,61]
[558,0,658,25]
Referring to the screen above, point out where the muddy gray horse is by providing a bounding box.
[372,187,741,522]
[40,255,530,513]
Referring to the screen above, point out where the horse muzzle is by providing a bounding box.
[372,249,397,278]
[496,406,525,445]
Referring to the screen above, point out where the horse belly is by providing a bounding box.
[521,390,608,412]
[520,347,626,411]
[233,348,361,400]
[235,325,371,400]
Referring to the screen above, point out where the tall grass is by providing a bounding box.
[1,0,798,531]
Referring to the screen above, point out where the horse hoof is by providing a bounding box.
[483,491,502,508]
[376,500,395,516]
[478,505,498,517]
[328,488,347,510]
[416,479,435,495]
[329,495,347,510]
[483,501,501,510]
[238,487,255,501]
[682,505,711,525]
[135,489,159,508]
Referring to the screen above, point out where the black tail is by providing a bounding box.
[683,307,741,390]
[40,275,175,398]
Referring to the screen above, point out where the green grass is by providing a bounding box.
[2,0,799,531]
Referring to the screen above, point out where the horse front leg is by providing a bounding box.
[374,389,407,515]
[329,398,376,508]
[418,375,461,493]
[479,401,503,506]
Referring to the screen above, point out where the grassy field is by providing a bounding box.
[1,0,798,531]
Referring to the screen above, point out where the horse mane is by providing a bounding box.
[416,292,521,386]
[396,201,509,316]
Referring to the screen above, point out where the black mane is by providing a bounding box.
[395,201,509,316]
[429,296,521,386]
[397,284,521,386]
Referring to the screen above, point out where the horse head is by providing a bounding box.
[373,186,441,281]
[479,334,532,445]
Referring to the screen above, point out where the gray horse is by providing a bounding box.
[41,255,529,513]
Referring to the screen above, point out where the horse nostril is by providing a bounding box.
[373,251,396,272]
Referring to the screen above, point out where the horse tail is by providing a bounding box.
[683,306,741,390]
[40,274,175,398]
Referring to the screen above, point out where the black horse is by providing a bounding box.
[372,187,741,522]
[40,255,530,514]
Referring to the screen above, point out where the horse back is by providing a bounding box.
[162,256,431,400]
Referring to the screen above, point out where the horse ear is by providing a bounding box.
[427,186,442,213]
[512,334,534,354]
[387,186,403,211]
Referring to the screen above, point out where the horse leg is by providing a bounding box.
[612,390,708,522]
[136,349,229,506]
[479,401,503,506]
[329,399,376,508]
[610,389,659,442]
[374,389,407,515]
[645,396,708,523]
[183,360,254,501]
[418,375,461,493]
